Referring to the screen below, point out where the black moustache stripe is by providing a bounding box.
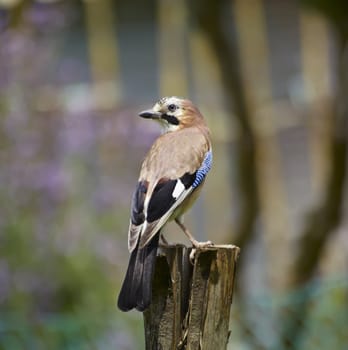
[162,114,179,125]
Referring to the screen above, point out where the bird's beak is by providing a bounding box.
[139,109,162,120]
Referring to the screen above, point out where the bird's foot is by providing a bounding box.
[192,240,214,248]
[189,240,214,263]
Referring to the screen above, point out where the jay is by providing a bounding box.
[117,96,213,312]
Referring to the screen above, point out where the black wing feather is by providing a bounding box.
[180,172,196,189]
[118,171,197,312]
[147,172,197,223]
[117,233,160,312]
[147,179,176,222]
[131,181,147,225]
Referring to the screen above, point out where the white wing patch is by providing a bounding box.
[172,180,185,199]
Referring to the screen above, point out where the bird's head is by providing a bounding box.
[139,96,205,132]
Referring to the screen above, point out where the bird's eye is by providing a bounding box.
[168,104,177,112]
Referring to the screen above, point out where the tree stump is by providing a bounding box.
[143,244,240,350]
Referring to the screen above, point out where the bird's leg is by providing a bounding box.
[159,234,172,248]
[161,234,169,245]
[175,218,213,247]
[175,218,213,262]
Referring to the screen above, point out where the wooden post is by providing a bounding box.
[143,244,240,350]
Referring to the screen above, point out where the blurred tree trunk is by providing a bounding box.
[292,38,347,287]
[8,0,31,28]
[187,0,259,251]
[84,0,121,109]
[279,1,348,347]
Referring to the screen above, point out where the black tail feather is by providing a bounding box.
[117,233,159,312]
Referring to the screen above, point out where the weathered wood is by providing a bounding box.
[143,244,240,350]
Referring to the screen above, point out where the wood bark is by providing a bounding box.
[143,245,240,350]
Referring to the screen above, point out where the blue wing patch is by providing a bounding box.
[192,150,213,189]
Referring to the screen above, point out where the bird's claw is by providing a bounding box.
[193,240,213,248]
[189,240,214,264]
